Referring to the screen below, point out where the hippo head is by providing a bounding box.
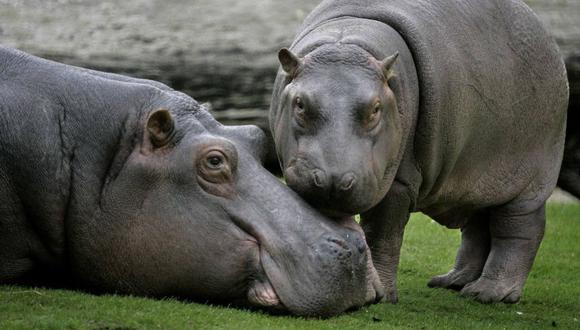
[271,44,402,217]
[70,99,382,317]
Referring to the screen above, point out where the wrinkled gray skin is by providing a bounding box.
[0,46,383,317]
[270,0,569,304]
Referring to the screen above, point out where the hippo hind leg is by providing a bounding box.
[0,220,36,283]
[0,257,34,283]
[428,212,490,290]
[460,203,545,303]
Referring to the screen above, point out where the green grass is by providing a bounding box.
[1,204,579,329]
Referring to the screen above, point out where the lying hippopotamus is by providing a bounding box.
[0,46,383,317]
[269,0,569,304]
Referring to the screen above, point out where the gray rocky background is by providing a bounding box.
[1,0,578,202]
[1,0,321,126]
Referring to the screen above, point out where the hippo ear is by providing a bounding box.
[146,109,175,148]
[380,52,399,80]
[278,48,302,76]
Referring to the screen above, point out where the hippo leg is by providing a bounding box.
[361,182,411,303]
[428,214,490,290]
[0,220,34,282]
[460,204,545,303]
[0,258,32,282]
[0,180,31,282]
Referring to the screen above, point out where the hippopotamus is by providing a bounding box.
[269,0,569,304]
[0,46,383,317]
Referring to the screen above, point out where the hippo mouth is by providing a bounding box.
[226,196,381,315]
[242,215,383,316]
[246,271,285,310]
[319,207,359,219]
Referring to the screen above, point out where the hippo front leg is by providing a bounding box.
[361,182,411,303]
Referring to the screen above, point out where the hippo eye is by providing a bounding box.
[294,97,306,126]
[197,148,235,183]
[197,145,237,198]
[296,97,304,109]
[205,152,225,170]
[367,102,382,129]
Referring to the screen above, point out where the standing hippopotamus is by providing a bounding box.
[270,0,569,304]
[0,46,383,317]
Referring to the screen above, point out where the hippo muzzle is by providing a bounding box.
[222,151,384,316]
[283,151,382,218]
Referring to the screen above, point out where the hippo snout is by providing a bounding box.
[284,157,322,192]
[311,168,327,188]
[321,232,366,264]
[311,170,358,194]
[337,172,357,192]
[252,215,382,316]
[327,232,367,255]
[284,156,378,216]
[285,158,358,196]
[289,166,357,193]
[328,229,386,308]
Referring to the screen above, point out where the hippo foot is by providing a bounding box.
[460,277,522,304]
[382,286,398,304]
[427,268,481,291]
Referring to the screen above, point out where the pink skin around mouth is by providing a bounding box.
[247,279,281,307]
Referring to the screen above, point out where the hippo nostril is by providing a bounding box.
[338,172,356,192]
[312,169,327,188]
[354,236,366,254]
[326,236,349,250]
[326,235,364,258]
